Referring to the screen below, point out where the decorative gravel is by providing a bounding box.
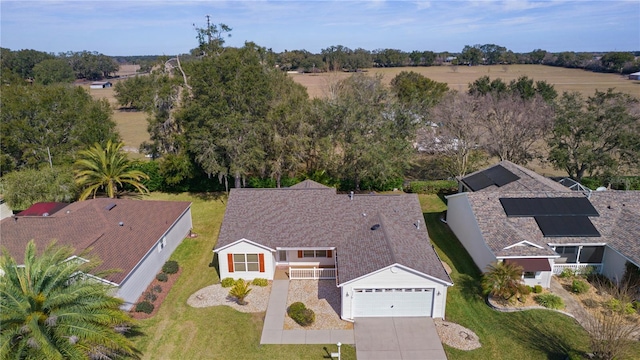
[284,280,353,330]
[434,319,481,351]
[187,282,272,313]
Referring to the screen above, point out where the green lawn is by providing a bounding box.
[419,194,591,359]
[133,192,597,359]
[131,192,356,360]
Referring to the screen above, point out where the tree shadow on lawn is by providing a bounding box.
[502,310,586,360]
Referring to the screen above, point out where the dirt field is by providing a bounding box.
[290,64,640,99]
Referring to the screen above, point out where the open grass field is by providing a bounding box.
[290,64,640,99]
[128,191,637,359]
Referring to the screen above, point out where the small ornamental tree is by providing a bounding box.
[482,261,524,301]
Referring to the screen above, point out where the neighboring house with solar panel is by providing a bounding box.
[0,198,193,310]
[214,180,453,320]
[446,161,640,288]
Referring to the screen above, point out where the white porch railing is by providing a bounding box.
[552,263,602,275]
[289,267,336,280]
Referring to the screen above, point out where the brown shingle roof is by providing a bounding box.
[1,198,191,283]
[461,164,640,267]
[461,160,568,193]
[216,188,451,285]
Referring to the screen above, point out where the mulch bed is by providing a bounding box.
[129,267,182,320]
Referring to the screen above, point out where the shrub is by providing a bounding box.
[559,268,574,278]
[152,285,162,293]
[162,260,179,274]
[519,284,531,295]
[135,301,154,314]
[534,294,564,309]
[156,273,168,282]
[228,279,252,305]
[252,278,268,286]
[571,279,590,294]
[287,302,315,327]
[144,291,157,302]
[221,277,236,288]
[533,285,543,294]
[606,298,636,315]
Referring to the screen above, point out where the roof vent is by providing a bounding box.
[596,187,607,191]
[415,220,420,229]
[42,212,49,217]
[349,191,354,200]
[105,203,116,211]
[371,224,380,231]
[118,221,124,226]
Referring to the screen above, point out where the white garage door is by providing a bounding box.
[352,288,434,317]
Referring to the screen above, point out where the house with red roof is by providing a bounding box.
[1,198,192,310]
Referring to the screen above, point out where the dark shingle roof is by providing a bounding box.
[1,198,191,283]
[460,160,568,193]
[216,188,451,285]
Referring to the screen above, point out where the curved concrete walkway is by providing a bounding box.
[260,280,355,344]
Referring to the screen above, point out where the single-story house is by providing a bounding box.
[446,161,640,288]
[1,198,192,310]
[90,81,113,89]
[214,180,453,320]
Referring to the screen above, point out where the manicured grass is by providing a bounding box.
[130,192,356,359]
[419,194,591,359]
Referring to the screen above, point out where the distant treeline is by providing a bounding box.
[2,44,639,87]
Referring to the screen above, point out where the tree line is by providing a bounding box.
[1,23,639,210]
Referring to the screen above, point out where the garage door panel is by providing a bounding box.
[353,288,433,317]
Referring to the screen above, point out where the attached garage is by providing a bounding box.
[352,288,434,317]
[340,265,451,320]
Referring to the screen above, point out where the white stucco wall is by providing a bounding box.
[446,194,495,273]
[601,246,630,283]
[340,265,450,320]
[521,270,552,288]
[217,240,275,281]
[117,207,193,310]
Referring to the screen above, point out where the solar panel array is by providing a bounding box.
[463,165,521,191]
[499,197,601,237]
[499,197,599,217]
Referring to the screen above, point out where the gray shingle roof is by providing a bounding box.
[461,163,640,266]
[1,198,191,283]
[461,160,569,193]
[216,188,452,285]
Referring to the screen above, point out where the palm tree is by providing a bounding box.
[74,140,149,200]
[228,279,252,305]
[482,261,524,301]
[0,240,139,359]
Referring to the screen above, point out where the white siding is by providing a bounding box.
[601,246,629,283]
[283,249,335,267]
[446,194,495,273]
[117,208,193,310]
[340,266,449,320]
[521,270,552,288]
[217,240,275,281]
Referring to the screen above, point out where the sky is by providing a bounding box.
[1,0,639,56]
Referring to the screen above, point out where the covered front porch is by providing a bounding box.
[275,247,337,280]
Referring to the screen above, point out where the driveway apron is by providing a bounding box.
[355,317,447,360]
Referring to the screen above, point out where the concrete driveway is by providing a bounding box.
[354,317,447,360]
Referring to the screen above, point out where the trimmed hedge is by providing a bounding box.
[156,273,168,282]
[221,277,236,288]
[252,278,268,286]
[135,301,155,314]
[406,180,457,194]
[287,302,315,327]
[162,260,179,274]
[533,285,543,294]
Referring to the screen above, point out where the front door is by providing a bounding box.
[277,250,287,262]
